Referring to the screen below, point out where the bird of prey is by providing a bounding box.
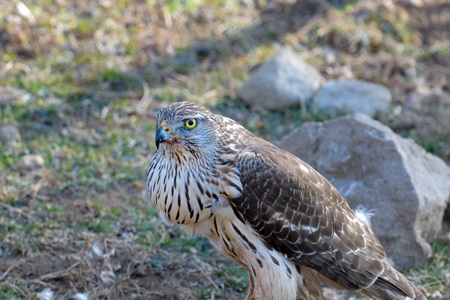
[146,101,425,300]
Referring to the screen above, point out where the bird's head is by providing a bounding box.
[154,102,220,155]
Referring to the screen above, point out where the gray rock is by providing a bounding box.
[237,49,324,110]
[277,113,450,268]
[313,80,392,117]
[0,125,21,143]
[15,154,45,172]
[0,86,32,107]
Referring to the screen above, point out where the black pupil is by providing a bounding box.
[188,120,194,126]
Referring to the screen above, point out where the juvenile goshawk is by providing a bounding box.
[147,101,425,300]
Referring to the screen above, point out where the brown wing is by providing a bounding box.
[229,143,387,291]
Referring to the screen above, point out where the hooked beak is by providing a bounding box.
[155,121,185,149]
[155,126,170,149]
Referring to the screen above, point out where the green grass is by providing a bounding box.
[217,264,249,292]
[0,285,30,300]
[409,239,450,298]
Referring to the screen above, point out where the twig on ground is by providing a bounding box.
[36,261,80,281]
[0,263,17,281]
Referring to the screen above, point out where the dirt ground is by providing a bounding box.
[0,0,449,299]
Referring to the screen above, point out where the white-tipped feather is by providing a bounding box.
[354,205,376,226]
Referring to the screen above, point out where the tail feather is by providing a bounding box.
[411,284,427,300]
[363,262,426,300]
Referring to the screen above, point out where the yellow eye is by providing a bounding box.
[184,118,197,129]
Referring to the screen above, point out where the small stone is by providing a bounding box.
[63,127,99,146]
[92,240,104,257]
[0,125,21,143]
[131,262,147,277]
[404,91,421,110]
[36,288,54,300]
[0,87,32,107]
[324,47,337,64]
[16,2,36,23]
[15,154,45,172]
[313,80,392,117]
[69,293,88,300]
[237,48,324,110]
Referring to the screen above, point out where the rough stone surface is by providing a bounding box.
[237,49,324,110]
[277,113,450,268]
[15,154,45,172]
[0,125,21,143]
[0,86,32,107]
[312,80,392,117]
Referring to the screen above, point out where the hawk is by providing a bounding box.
[147,101,425,300]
